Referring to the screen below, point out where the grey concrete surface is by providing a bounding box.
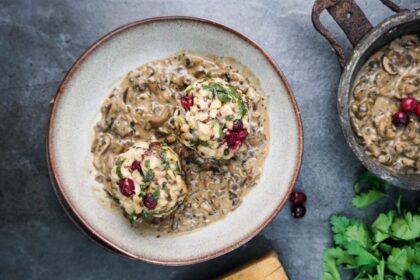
[1,0,419,279]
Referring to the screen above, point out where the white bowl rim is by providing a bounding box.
[47,16,303,265]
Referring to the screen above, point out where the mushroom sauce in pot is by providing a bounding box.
[350,35,420,175]
[91,52,270,234]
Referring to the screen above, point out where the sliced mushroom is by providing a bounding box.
[148,105,171,127]
[375,71,393,88]
[397,75,420,96]
[96,134,111,155]
[382,55,398,75]
[401,35,419,48]
[122,88,129,103]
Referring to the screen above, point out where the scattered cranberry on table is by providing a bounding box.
[392,111,410,127]
[290,191,307,218]
[290,191,307,205]
[119,178,135,197]
[416,103,420,117]
[143,193,158,210]
[291,204,306,219]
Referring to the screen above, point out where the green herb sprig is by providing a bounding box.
[321,171,420,280]
[352,171,390,209]
[203,82,247,119]
[116,158,125,179]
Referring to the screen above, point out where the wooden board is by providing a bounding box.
[219,251,288,280]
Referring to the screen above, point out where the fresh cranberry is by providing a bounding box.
[225,130,245,150]
[291,204,306,218]
[130,160,142,172]
[145,142,161,156]
[232,120,244,132]
[149,141,161,150]
[400,97,417,112]
[290,191,307,205]
[392,111,409,127]
[143,193,157,210]
[181,95,194,110]
[119,178,135,197]
[237,129,248,141]
[416,104,420,117]
[225,124,248,150]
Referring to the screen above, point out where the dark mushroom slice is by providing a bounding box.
[382,55,398,75]
[148,105,171,128]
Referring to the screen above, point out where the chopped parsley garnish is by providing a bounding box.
[203,82,248,118]
[226,115,234,121]
[143,169,155,182]
[175,162,181,174]
[197,140,209,146]
[161,182,168,190]
[238,101,248,119]
[115,158,125,179]
[159,150,170,170]
[145,159,151,169]
[128,211,138,222]
[152,187,160,200]
[218,125,225,138]
[139,184,146,196]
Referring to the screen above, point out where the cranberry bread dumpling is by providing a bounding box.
[110,140,187,220]
[175,78,250,160]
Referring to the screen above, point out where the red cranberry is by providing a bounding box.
[400,97,417,112]
[181,95,194,110]
[237,129,248,141]
[416,104,420,117]
[144,142,161,156]
[392,111,409,127]
[130,160,142,172]
[149,141,161,150]
[290,191,307,205]
[119,178,135,197]
[291,204,306,218]
[143,193,157,210]
[226,130,247,150]
[232,120,244,132]
[225,126,248,150]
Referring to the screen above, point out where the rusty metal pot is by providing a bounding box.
[312,0,420,190]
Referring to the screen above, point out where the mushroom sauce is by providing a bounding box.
[91,52,270,234]
[350,35,420,174]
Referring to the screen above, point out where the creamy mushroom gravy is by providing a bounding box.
[91,52,270,234]
[350,35,420,174]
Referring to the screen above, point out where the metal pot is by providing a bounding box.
[312,0,420,190]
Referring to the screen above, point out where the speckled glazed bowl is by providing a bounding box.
[48,17,303,265]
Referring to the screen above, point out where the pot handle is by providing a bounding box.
[311,0,408,68]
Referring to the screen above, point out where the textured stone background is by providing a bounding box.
[1,0,419,279]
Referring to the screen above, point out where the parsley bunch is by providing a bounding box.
[321,171,420,280]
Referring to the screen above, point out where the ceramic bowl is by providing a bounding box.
[48,16,303,265]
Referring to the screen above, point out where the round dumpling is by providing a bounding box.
[175,78,250,159]
[110,140,187,220]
